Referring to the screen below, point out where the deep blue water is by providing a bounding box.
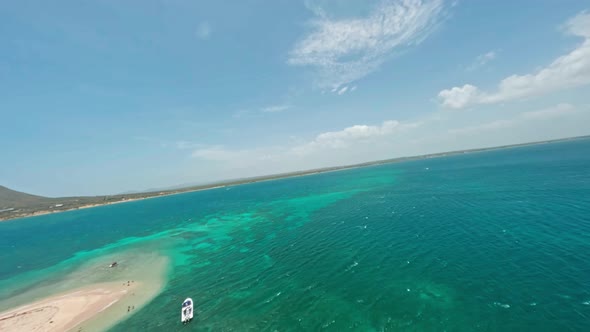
[1,138,590,331]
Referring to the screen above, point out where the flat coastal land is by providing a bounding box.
[1,135,588,222]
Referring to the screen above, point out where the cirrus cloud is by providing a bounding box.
[261,104,291,113]
[289,0,446,89]
[466,50,497,71]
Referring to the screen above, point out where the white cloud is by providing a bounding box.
[439,11,590,109]
[467,51,497,71]
[233,105,291,118]
[261,105,291,113]
[289,0,446,89]
[303,0,328,18]
[438,84,480,109]
[333,85,357,95]
[521,102,576,120]
[566,10,590,38]
[449,103,576,135]
[291,120,421,155]
[189,103,589,182]
[196,22,211,40]
[191,120,413,163]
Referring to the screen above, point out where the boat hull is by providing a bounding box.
[181,298,194,324]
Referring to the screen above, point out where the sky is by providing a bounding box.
[1,0,590,197]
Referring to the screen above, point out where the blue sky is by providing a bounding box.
[1,0,590,196]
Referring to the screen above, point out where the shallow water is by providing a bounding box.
[1,138,590,331]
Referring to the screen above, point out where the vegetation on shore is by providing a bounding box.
[1,135,587,222]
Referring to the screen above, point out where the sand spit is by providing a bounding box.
[0,252,169,331]
[0,281,142,332]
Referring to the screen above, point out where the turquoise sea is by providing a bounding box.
[1,138,590,331]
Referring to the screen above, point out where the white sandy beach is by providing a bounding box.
[0,252,168,332]
[0,281,140,332]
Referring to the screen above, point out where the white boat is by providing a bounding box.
[181,298,194,324]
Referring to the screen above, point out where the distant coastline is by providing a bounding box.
[1,135,588,222]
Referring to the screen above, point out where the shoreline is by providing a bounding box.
[0,185,228,222]
[0,251,169,332]
[0,281,146,332]
[2,134,588,222]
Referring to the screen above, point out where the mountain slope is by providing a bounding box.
[0,186,54,209]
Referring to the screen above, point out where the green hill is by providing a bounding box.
[0,185,54,209]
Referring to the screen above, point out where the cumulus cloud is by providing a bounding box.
[289,0,446,89]
[438,84,480,109]
[192,120,414,163]
[291,120,422,155]
[439,11,590,109]
[189,103,588,183]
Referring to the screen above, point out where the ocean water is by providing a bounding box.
[1,138,590,331]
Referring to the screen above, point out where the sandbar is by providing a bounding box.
[0,281,148,332]
[0,252,168,331]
